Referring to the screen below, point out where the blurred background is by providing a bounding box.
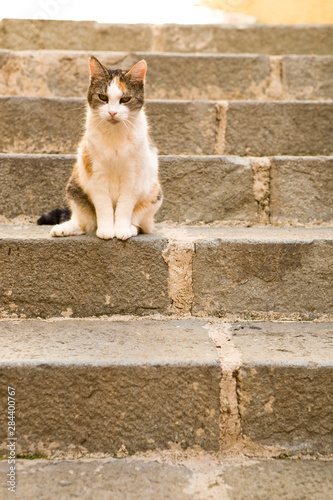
[1,0,333,24]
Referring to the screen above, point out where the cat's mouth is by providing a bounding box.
[108,117,120,125]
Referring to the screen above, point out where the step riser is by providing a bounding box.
[1,20,333,55]
[232,322,333,455]
[1,365,221,454]
[1,227,332,320]
[0,320,331,456]
[1,51,332,101]
[1,98,333,156]
[0,320,221,455]
[193,239,333,319]
[2,155,332,226]
[0,155,260,224]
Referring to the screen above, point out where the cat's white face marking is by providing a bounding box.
[108,79,123,102]
[97,78,129,124]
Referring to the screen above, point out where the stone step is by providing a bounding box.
[0,319,331,457]
[1,225,332,320]
[1,97,333,156]
[1,456,332,500]
[1,50,333,101]
[0,319,221,456]
[1,19,332,55]
[1,154,333,226]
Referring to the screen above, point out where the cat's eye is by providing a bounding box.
[120,96,131,103]
[98,93,108,102]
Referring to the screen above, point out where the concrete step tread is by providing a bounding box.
[0,319,218,367]
[1,97,333,156]
[1,19,333,54]
[1,224,332,320]
[1,457,333,500]
[0,319,332,457]
[1,50,333,101]
[1,224,332,242]
[1,318,331,367]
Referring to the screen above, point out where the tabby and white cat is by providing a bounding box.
[49,56,162,240]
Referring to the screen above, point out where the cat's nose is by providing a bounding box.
[108,111,118,117]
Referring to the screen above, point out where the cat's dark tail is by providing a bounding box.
[37,208,71,225]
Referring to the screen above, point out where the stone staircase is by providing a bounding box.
[0,19,333,499]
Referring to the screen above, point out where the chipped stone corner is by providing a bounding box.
[250,157,271,224]
[162,240,195,315]
[214,101,229,155]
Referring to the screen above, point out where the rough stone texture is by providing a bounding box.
[146,100,216,155]
[0,225,169,318]
[0,320,220,455]
[270,156,333,224]
[191,226,333,318]
[2,20,332,55]
[224,460,333,500]
[1,225,333,319]
[0,97,217,155]
[0,20,154,52]
[158,156,258,223]
[225,101,333,156]
[0,50,272,101]
[282,55,333,100]
[160,24,333,55]
[0,154,258,224]
[1,457,333,500]
[231,322,333,455]
[0,154,73,218]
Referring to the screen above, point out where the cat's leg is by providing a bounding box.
[90,188,114,240]
[51,200,96,237]
[51,175,96,237]
[114,192,138,240]
[76,171,114,240]
[132,186,163,234]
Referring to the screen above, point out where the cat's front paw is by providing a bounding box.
[96,226,114,240]
[51,221,84,237]
[115,225,138,240]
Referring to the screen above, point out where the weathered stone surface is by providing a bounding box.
[146,100,216,155]
[0,153,258,223]
[0,154,73,218]
[158,156,258,223]
[270,156,333,224]
[1,20,332,55]
[2,97,333,156]
[1,226,333,319]
[0,319,220,455]
[0,225,169,318]
[0,50,271,101]
[191,226,333,318]
[160,24,333,55]
[224,460,333,500]
[1,457,333,500]
[231,322,333,454]
[282,55,333,100]
[0,19,154,51]
[0,97,217,155]
[225,101,333,156]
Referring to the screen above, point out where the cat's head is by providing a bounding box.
[87,56,146,125]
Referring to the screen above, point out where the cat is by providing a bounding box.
[40,56,162,240]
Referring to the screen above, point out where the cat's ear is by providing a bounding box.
[89,56,107,80]
[126,60,147,84]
